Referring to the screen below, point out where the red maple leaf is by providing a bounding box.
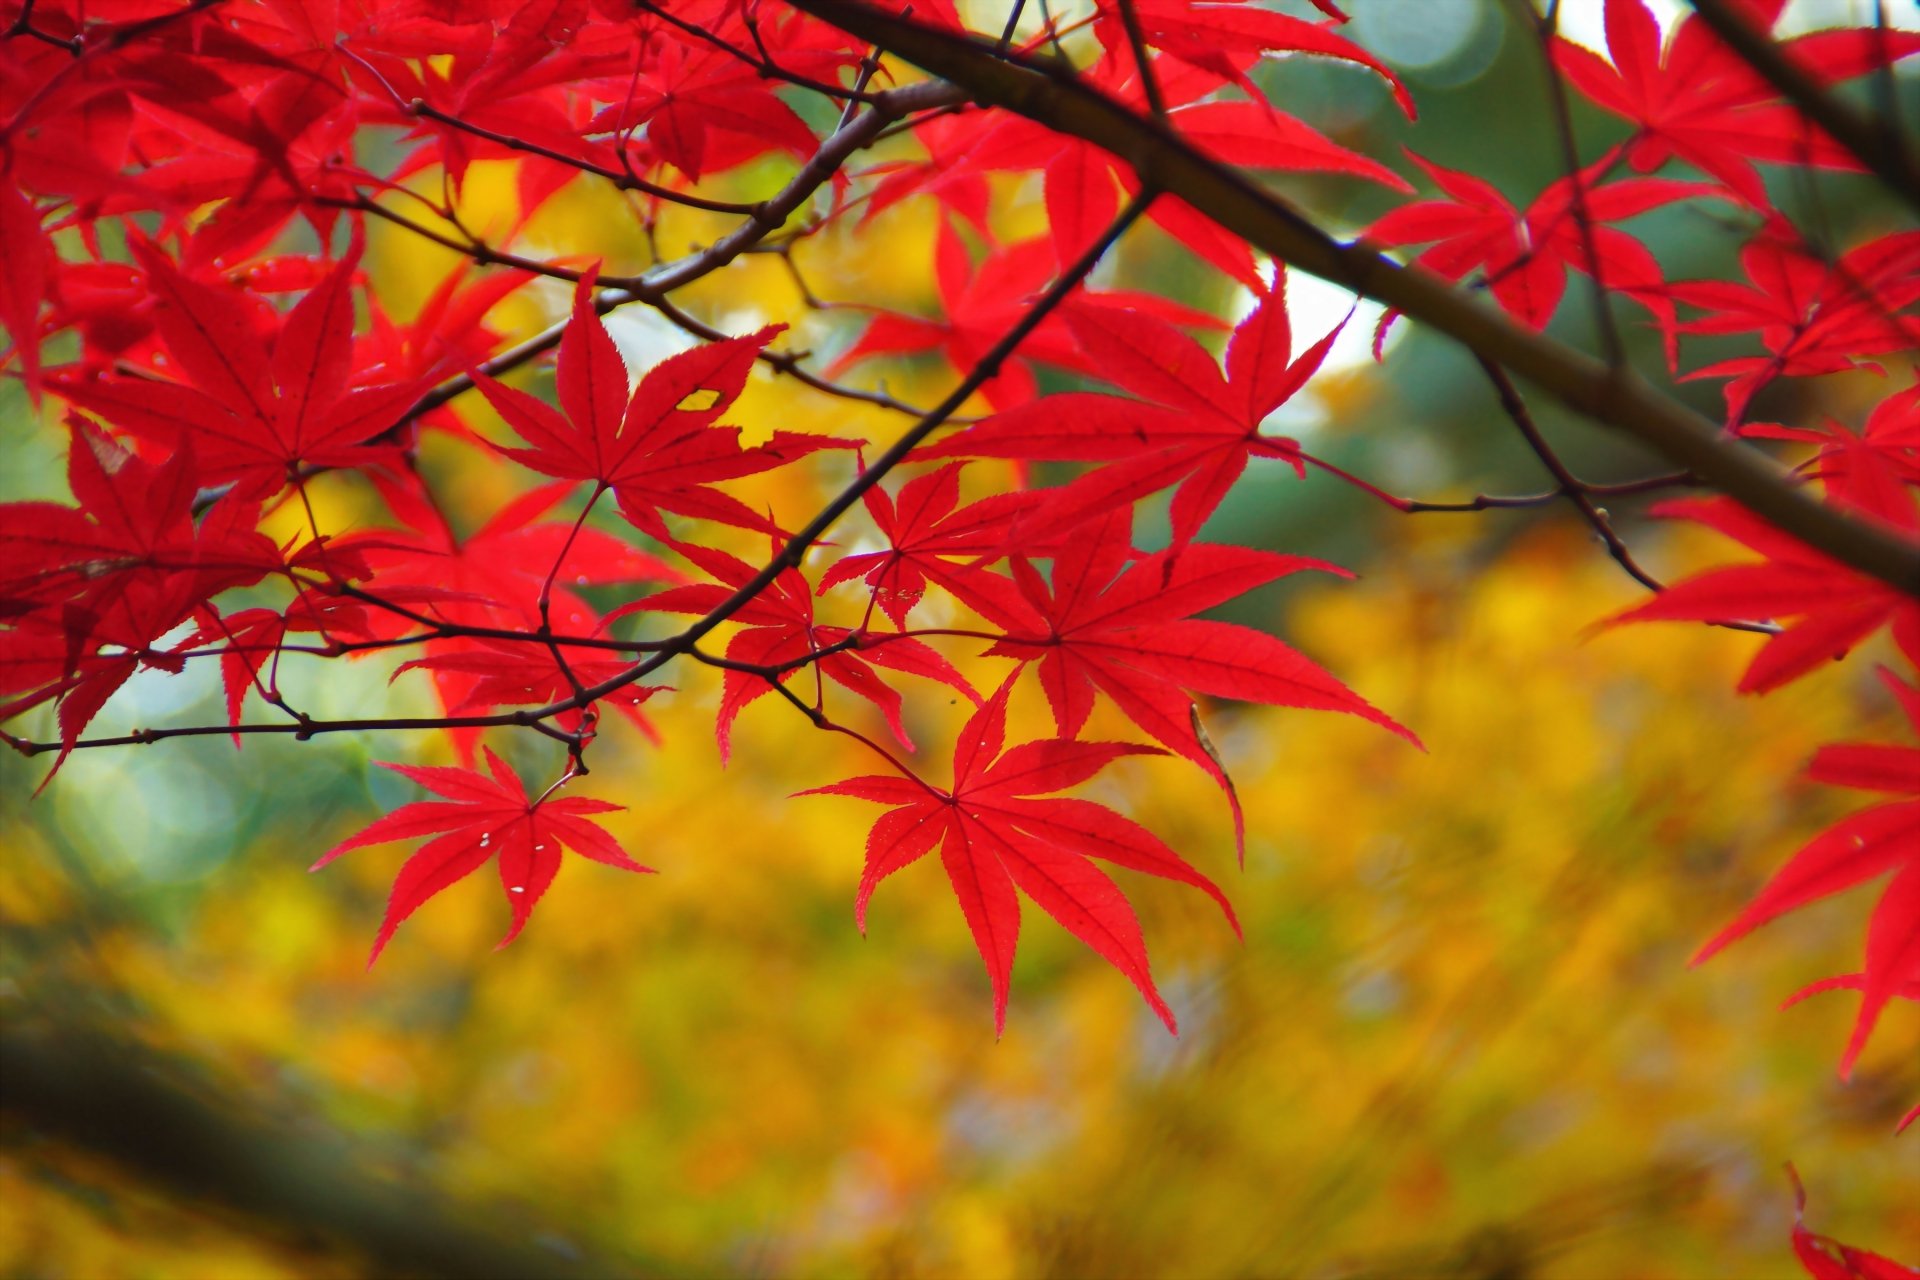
[339,468,677,758]
[947,510,1418,852]
[50,242,423,496]
[0,432,298,778]
[1087,0,1412,116]
[475,275,852,540]
[189,604,323,745]
[361,261,534,430]
[1788,1166,1919,1278]
[0,423,277,755]
[856,112,995,235]
[312,747,652,965]
[1,422,215,620]
[1364,149,1714,360]
[801,678,1238,1034]
[961,51,1408,286]
[815,462,1049,629]
[392,632,666,744]
[1550,0,1920,204]
[1743,382,1920,507]
[1693,669,1920,1077]
[826,221,1224,412]
[345,470,681,636]
[924,271,1343,549]
[632,539,979,760]
[611,20,826,180]
[1611,484,1920,694]
[358,9,627,211]
[0,182,53,402]
[1672,226,1920,424]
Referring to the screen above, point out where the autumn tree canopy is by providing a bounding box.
[1,0,1916,1272]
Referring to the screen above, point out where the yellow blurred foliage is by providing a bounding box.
[5,513,1914,1277]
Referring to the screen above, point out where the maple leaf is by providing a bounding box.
[632,539,978,760]
[1088,0,1414,117]
[360,14,627,209]
[826,222,1226,413]
[0,422,276,723]
[188,605,316,746]
[815,462,1050,628]
[1743,383,1920,510]
[50,242,424,496]
[99,20,367,264]
[947,509,1419,854]
[960,51,1409,286]
[1693,669,1920,1077]
[339,468,677,758]
[474,275,853,541]
[0,586,179,752]
[857,112,995,234]
[182,524,380,745]
[345,470,682,636]
[1365,149,1714,360]
[924,269,1343,549]
[1671,227,1920,424]
[0,35,139,214]
[1,422,198,621]
[1781,971,1920,1134]
[361,262,534,423]
[1611,487,1920,694]
[312,747,652,965]
[1788,1166,1919,1279]
[1551,0,1920,204]
[0,424,284,769]
[392,634,666,743]
[801,678,1238,1034]
[613,22,824,180]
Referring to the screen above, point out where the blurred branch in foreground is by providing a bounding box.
[1,1010,658,1279]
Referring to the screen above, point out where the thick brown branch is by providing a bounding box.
[779,0,1920,600]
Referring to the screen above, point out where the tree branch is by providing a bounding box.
[778,0,1920,600]
[1,1018,655,1279]
[391,78,963,430]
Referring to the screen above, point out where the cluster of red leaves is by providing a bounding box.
[0,10,1916,1238]
[0,0,1439,1016]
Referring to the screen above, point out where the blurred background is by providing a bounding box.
[3,0,1916,1276]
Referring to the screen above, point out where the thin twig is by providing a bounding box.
[403,100,761,215]
[1114,0,1166,118]
[1507,0,1625,366]
[1473,358,1777,634]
